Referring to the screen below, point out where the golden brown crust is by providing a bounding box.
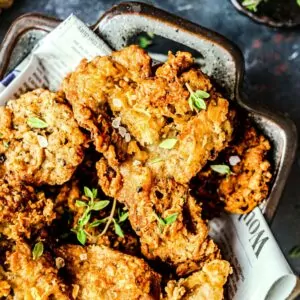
[0,89,87,185]
[6,241,70,299]
[219,126,272,214]
[97,158,220,274]
[55,244,161,300]
[0,179,55,240]
[63,46,233,275]
[164,259,232,300]
[63,46,235,184]
[195,126,272,215]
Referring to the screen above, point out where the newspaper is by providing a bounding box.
[0,14,298,300]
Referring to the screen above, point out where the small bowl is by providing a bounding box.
[231,0,300,28]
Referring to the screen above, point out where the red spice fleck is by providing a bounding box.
[252,39,262,49]
[273,34,284,44]
[273,53,281,61]
[274,64,288,75]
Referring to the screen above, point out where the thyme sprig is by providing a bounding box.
[72,187,109,245]
[242,0,264,12]
[32,241,44,260]
[211,164,232,175]
[72,186,129,244]
[185,83,210,111]
[154,212,178,232]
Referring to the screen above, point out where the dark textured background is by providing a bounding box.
[0,0,299,275]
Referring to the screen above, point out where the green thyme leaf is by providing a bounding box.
[188,96,206,111]
[195,90,210,99]
[138,36,152,49]
[186,83,209,111]
[75,200,88,207]
[3,141,9,148]
[149,157,163,164]
[119,211,129,223]
[84,186,94,199]
[0,133,3,138]
[154,212,166,227]
[211,164,231,175]
[289,245,300,258]
[164,213,178,225]
[77,230,87,245]
[113,220,124,237]
[89,218,107,228]
[159,138,177,149]
[92,188,98,199]
[242,0,262,12]
[32,241,44,260]
[297,0,300,7]
[91,200,110,211]
[147,32,155,38]
[79,212,91,226]
[27,117,48,129]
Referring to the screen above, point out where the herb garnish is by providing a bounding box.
[159,138,177,149]
[154,212,178,232]
[149,157,163,164]
[72,186,110,245]
[73,187,129,242]
[3,141,9,148]
[242,0,263,12]
[90,206,129,238]
[27,117,48,129]
[242,0,300,12]
[32,241,44,260]
[138,33,154,49]
[289,245,300,258]
[185,83,210,111]
[211,164,231,175]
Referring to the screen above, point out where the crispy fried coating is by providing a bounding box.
[0,265,10,298]
[97,159,220,274]
[55,244,161,300]
[0,179,55,240]
[195,126,272,214]
[62,45,234,184]
[0,89,87,185]
[6,241,70,299]
[63,46,232,274]
[219,126,272,214]
[164,260,231,300]
[53,179,140,256]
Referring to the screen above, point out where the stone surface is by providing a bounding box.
[0,0,299,275]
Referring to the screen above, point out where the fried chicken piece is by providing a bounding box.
[0,179,55,240]
[55,244,161,300]
[97,159,220,274]
[64,46,232,273]
[219,126,272,214]
[0,89,87,185]
[0,265,10,298]
[164,260,231,300]
[63,46,234,184]
[195,126,272,214]
[6,241,70,299]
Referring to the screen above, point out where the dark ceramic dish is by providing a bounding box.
[0,2,297,222]
[231,0,300,28]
